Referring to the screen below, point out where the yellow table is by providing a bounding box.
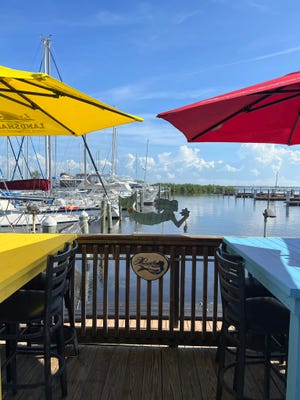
[0,233,77,398]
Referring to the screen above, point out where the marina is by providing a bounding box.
[0,4,299,399]
[0,141,296,398]
[86,193,300,237]
[0,183,164,233]
[1,188,300,236]
[0,30,296,400]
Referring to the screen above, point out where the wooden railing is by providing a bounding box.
[72,234,223,347]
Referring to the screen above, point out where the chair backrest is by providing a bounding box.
[45,242,74,317]
[67,240,78,279]
[215,245,246,329]
[219,242,244,263]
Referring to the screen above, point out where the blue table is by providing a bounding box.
[224,237,300,400]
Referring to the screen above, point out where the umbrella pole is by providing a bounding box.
[81,135,109,199]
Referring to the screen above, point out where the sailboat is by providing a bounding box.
[132,139,159,206]
[53,127,122,220]
[0,38,93,231]
[0,35,145,233]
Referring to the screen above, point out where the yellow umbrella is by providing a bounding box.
[0,65,143,136]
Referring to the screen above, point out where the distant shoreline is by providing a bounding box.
[156,183,300,196]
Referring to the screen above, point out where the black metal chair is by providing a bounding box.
[215,246,289,400]
[219,243,272,298]
[216,243,274,363]
[21,240,79,356]
[0,241,74,399]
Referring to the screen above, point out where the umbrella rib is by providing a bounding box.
[190,107,258,141]
[0,78,77,135]
[191,93,272,140]
[191,89,300,141]
[34,106,77,135]
[62,92,137,119]
[0,92,36,109]
[288,113,300,145]
[0,75,141,137]
[18,79,140,121]
[1,76,140,123]
[258,89,300,94]
[0,79,41,109]
[0,88,59,98]
[0,92,76,135]
[247,92,300,112]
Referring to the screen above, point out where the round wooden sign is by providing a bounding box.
[131,252,169,281]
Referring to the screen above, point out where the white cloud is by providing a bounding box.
[94,11,137,26]
[178,146,215,171]
[246,1,268,11]
[250,168,260,176]
[174,10,202,24]
[222,164,239,172]
[125,153,136,171]
[167,173,176,179]
[95,83,214,105]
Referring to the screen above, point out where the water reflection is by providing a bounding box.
[81,195,300,318]
[90,195,300,237]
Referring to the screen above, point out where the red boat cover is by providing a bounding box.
[0,179,51,191]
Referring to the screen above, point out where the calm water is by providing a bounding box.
[92,195,300,237]
[86,194,300,314]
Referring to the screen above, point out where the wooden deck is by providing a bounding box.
[2,344,286,400]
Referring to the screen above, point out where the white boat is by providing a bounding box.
[0,206,79,232]
[49,193,119,226]
[141,184,159,205]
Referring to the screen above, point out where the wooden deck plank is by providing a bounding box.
[246,359,286,399]
[161,348,182,400]
[1,344,285,400]
[122,346,145,399]
[142,347,162,400]
[68,345,112,400]
[193,347,220,400]
[177,347,202,400]
[100,346,130,400]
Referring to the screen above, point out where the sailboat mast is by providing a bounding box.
[110,127,117,178]
[143,139,149,184]
[42,37,52,183]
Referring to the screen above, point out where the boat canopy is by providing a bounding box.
[0,179,51,191]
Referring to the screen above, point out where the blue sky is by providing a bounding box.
[1,0,300,186]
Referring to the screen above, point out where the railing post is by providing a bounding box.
[74,235,223,346]
[173,258,180,328]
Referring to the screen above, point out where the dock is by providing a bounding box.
[234,186,300,203]
[235,190,254,198]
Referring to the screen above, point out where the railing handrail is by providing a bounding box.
[72,234,223,346]
[77,233,223,249]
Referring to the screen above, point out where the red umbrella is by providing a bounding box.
[157,71,300,145]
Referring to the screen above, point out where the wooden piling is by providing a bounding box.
[101,200,107,233]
